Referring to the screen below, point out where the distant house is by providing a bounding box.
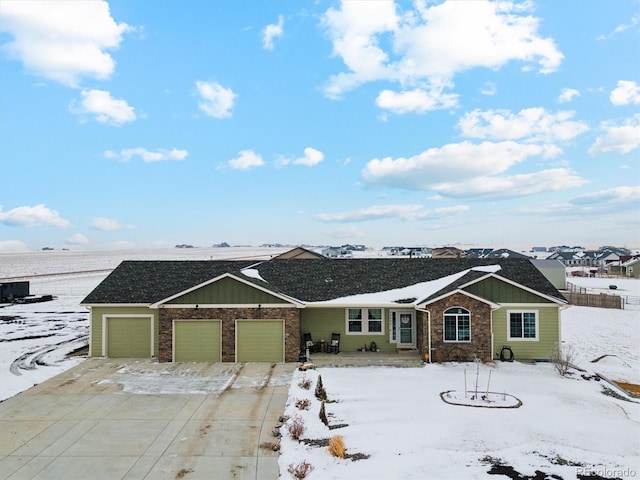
[321,247,350,258]
[623,257,640,279]
[466,248,494,258]
[432,247,465,258]
[548,251,594,267]
[530,259,566,290]
[273,247,323,259]
[81,258,567,364]
[483,249,531,259]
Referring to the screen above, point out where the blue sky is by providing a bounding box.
[1,0,639,252]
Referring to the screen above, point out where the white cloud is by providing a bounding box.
[294,147,324,166]
[361,141,586,200]
[0,240,28,252]
[480,82,497,96]
[0,204,70,228]
[375,87,458,114]
[105,147,188,163]
[66,233,89,245]
[91,217,133,231]
[363,141,558,190]
[321,0,563,100]
[228,150,264,170]
[432,168,587,199]
[196,81,237,118]
[72,89,136,125]
[276,147,325,167]
[588,114,640,155]
[571,186,640,208]
[458,107,589,143]
[596,13,640,40]
[558,88,580,103]
[524,186,640,216]
[0,0,131,87]
[316,204,469,222]
[321,0,399,98]
[263,15,284,50]
[610,80,640,106]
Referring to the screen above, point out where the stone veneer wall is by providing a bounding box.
[426,293,492,362]
[416,311,426,359]
[158,307,301,362]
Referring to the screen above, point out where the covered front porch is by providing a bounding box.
[303,349,424,368]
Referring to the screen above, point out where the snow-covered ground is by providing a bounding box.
[0,248,638,479]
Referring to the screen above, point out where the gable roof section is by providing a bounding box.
[150,273,302,307]
[418,269,567,307]
[82,258,566,306]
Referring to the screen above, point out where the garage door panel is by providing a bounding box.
[236,320,283,362]
[174,321,221,362]
[107,317,152,358]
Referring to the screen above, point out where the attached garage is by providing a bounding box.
[106,316,153,358]
[236,320,284,362]
[174,320,221,362]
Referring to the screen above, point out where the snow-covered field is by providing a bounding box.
[1,248,638,479]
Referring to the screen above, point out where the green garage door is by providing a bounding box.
[107,317,152,357]
[236,320,284,362]
[174,320,221,362]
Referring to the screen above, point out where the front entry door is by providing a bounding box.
[397,311,415,348]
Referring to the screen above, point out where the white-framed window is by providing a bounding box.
[508,310,538,340]
[443,307,470,342]
[346,308,384,335]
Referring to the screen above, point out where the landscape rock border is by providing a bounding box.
[440,390,523,408]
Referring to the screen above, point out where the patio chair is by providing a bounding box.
[327,332,340,354]
[303,332,319,353]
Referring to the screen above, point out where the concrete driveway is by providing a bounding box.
[0,359,295,480]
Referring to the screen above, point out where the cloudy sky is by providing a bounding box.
[1,0,639,252]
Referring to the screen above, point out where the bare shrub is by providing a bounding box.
[550,342,577,376]
[298,378,312,390]
[328,435,346,458]
[295,398,311,410]
[287,460,314,479]
[287,415,305,440]
[319,400,329,426]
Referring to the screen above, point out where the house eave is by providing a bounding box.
[80,302,152,308]
[304,301,418,308]
[159,303,301,309]
[417,289,500,309]
[457,272,567,305]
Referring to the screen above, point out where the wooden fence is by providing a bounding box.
[562,292,623,309]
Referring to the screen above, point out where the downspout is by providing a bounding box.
[490,308,494,362]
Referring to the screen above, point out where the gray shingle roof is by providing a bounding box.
[82,258,566,305]
[81,260,255,304]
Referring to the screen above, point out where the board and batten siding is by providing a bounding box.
[89,306,158,357]
[166,276,285,305]
[492,306,560,361]
[464,276,550,304]
[300,307,396,352]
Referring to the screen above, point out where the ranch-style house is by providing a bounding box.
[81,257,567,363]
